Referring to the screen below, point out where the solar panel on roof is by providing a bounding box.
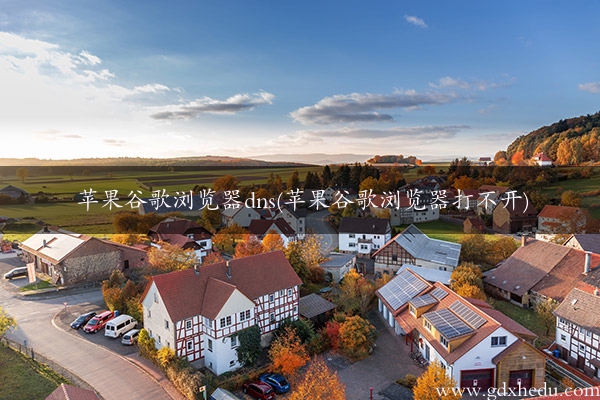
[449,301,487,329]
[409,294,437,308]
[425,309,473,339]
[378,270,429,311]
[431,287,448,300]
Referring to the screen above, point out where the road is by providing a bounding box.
[0,254,175,400]
[305,208,338,255]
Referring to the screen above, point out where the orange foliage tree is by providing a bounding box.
[338,315,377,360]
[288,357,345,400]
[413,361,460,400]
[213,224,247,254]
[201,251,225,265]
[269,327,309,376]
[148,242,198,273]
[234,234,266,258]
[262,230,285,252]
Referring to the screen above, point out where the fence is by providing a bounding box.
[1,336,104,399]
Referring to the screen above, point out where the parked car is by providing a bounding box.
[242,381,275,400]
[83,310,114,333]
[259,373,290,394]
[70,312,96,330]
[121,328,140,345]
[3,267,28,280]
[105,315,137,338]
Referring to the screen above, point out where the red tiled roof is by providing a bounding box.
[466,217,485,228]
[46,384,99,400]
[148,217,211,237]
[141,251,302,323]
[539,205,583,220]
[201,278,238,320]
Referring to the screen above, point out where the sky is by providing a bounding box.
[2,1,600,163]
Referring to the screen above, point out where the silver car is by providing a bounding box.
[121,329,140,345]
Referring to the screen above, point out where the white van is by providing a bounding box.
[104,314,137,338]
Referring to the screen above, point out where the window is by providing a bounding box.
[280,289,284,296]
[392,254,398,262]
[164,320,170,330]
[187,340,193,351]
[208,339,213,352]
[424,320,432,331]
[409,305,416,317]
[147,309,152,319]
[157,335,161,344]
[220,316,232,328]
[288,289,292,296]
[491,336,507,347]
[440,336,448,347]
[166,341,170,349]
[270,313,275,323]
[203,317,212,328]
[559,318,566,324]
[580,344,586,351]
[231,336,237,348]
[154,293,158,303]
[269,294,274,302]
[561,334,566,342]
[229,360,236,367]
[349,234,355,238]
[294,306,298,313]
[349,243,356,247]
[185,319,192,330]
[240,311,246,321]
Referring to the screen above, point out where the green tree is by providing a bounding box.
[0,306,17,337]
[535,299,558,336]
[198,207,222,232]
[287,170,301,190]
[16,167,29,183]
[284,241,309,283]
[236,325,262,366]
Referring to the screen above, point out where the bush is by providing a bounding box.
[274,318,315,344]
[138,328,157,361]
[307,331,330,355]
[307,266,325,284]
[397,374,417,388]
[157,346,176,369]
[165,361,206,400]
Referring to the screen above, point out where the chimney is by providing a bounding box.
[521,235,527,247]
[594,288,599,297]
[226,261,231,278]
[43,239,47,248]
[43,225,49,233]
[193,264,200,276]
[584,251,592,275]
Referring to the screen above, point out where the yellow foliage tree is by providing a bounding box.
[234,234,266,258]
[213,224,247,254]
[338,315,377,360]
[413,361,461,400]
[111,233,144,246]
[454,283,486,301]
[288,357,345,400]
[269,327,309,376]
[262,230,285,252]
[148,242,199,273]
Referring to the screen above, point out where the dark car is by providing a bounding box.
[70,312,96,330]
[3,267,28,280]
[259,373,290,394]
[242,381,275,400]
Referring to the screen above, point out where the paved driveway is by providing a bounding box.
[328,309,424,400]
[0,255,178,400]
[306,209,338,254]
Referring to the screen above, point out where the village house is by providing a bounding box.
[247,219,296,247]
[140,251,302,376]
[376,268,545,390]
[373,224,461,275]
[492,197,538,234]
[20,227,147,285]
[320,252,356,283]
[370,194,440,226]
[221,206,262,228]
[537,205,587,234]
[338,217,392,258]
[532,152,553,167]
[0,184,28,200]
[464,217,486,234]
[483,238,600,307]
[563,234,600,254]
[147,217,213,262]
[476,186,510,215]
[272,205,306,239]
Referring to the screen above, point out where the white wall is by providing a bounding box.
[141,282,176,351]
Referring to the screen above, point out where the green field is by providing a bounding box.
[394,219,466,243]
[0,344,68,400]
[539,168,600,219]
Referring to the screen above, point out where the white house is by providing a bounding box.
[148,217,213,263]
[221,206,262,228]
[273,205,307,239]
[247,219,296,248]
[532,152,553,167]
[140,251,302,375]
[338,217,392,258]
[373,224,461,275]
[376,269,545,390]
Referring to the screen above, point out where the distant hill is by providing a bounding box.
[0,156,309,167]
[506,111,600,164]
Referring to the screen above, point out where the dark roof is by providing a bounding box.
[141,251,302,323]
[0,184,28,196]
[299,293,337,319]
[46,384,99,400]
[248,219,295,236]
[554,288,600,335]
[566,234,600,254]
[148,217,211,236]
[139,195,210,214]
[466,217,485,228]
[494,197,537,216]
[338,217,390,234]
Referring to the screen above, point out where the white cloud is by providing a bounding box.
[133,83,171,94]
[299,125,467,140]
[405,15,428,28]
[290,90,457,125]
[104,138,127,146]
[149,92,275,120]
[429,76,514,91]
[578,82,600,94]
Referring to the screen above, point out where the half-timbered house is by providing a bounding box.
[140,251,302,375]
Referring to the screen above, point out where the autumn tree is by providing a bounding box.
[451,262,483,292]
[234,234,266,258]
[289,357,345,400]
[111,233,145,246]
[535,298,558,336]
[454,284,486,300]
[453,175,479,191]
[16,167,29,183]
[198,208,222,232]
[0,306,17,337]
[494,151,508,166]
[301,234,325,268]
[485,236,518,266]
[213,224,247,254]
[269,327,310,376]
[201,251,225,265]
[284,241,309,283]
[413,361,461,400]
[148,242,199,273]
[458,234,489,265]
[287,170,301,190]
[335,269,375,316]
[338,315,377,360]
[561,190,581,207]
[213,175,239,192]
[511,150,525,166]
[262,230,285,252]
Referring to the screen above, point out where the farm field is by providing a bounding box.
[539,168,600,219]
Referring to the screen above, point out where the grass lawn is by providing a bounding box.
[491,299,552,347]
[0,344,68,400]
[394,220,466,243]
[20,279,55,292]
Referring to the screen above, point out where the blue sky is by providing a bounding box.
[2,1,600,162]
